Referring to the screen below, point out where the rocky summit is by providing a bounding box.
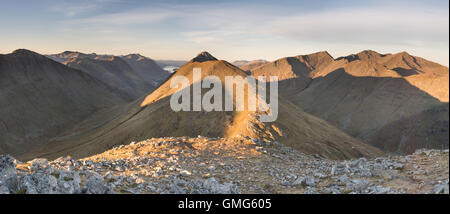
[1,137,448,194]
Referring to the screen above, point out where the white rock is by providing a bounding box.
[180,170,192,177]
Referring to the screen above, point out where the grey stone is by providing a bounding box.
[281,180,291,186]
[360,169,372,177]
[207,165,216,171]
[339,175,350,183]
[351,158,366,167]
[180,170,192,177]
[293,177,305,186]
[433,184,448,194]
[103,171,113,180]
[18,173,58,194]
[29,158,52,173]
[84,172,112,194]
[303,187,318,194]
[305,176,315,187]
[56,170,81,194]
[0,185,10,194]
[392,163,404,170]
[167,183,187,194]
[190,178,240,194]
[323,186,342,194]
[0,155,18,193]
[331,165,338,176]
[347,180,370,193]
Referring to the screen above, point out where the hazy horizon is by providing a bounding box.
[1,0,449,66]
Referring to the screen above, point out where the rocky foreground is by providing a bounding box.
[1,137,448,194]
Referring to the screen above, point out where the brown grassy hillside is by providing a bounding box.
[20,52,382,161]
[250,50,449,153]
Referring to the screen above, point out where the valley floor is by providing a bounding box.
[1,137,449,194]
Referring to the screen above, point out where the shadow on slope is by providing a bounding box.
[280,68,449,154]
[369,103,449,153]
[0,50,127,156]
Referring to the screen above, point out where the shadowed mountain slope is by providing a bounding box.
[120,54,170,85]
[0,49,127,156]
[233,60,269,72]
[48,52,158,100]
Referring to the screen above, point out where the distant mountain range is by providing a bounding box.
[21,51,382,160]
[249,50,449,153]
[47,51,170,100]
[233,60,269,72]
[155,59,188,68]
[0,49,447,161]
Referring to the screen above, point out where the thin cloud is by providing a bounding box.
[43,2,450,65]
[50,0,121,17]
[67,10,172,25]
[262,7,449,46]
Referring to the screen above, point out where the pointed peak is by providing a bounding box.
[309,50,333,57]
[190,51,218,63]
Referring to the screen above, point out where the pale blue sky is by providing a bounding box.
[0,0,448,65]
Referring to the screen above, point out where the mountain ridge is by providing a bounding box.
[249,50,449,154]
[48,51,169,99]
[20,52,383,161]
